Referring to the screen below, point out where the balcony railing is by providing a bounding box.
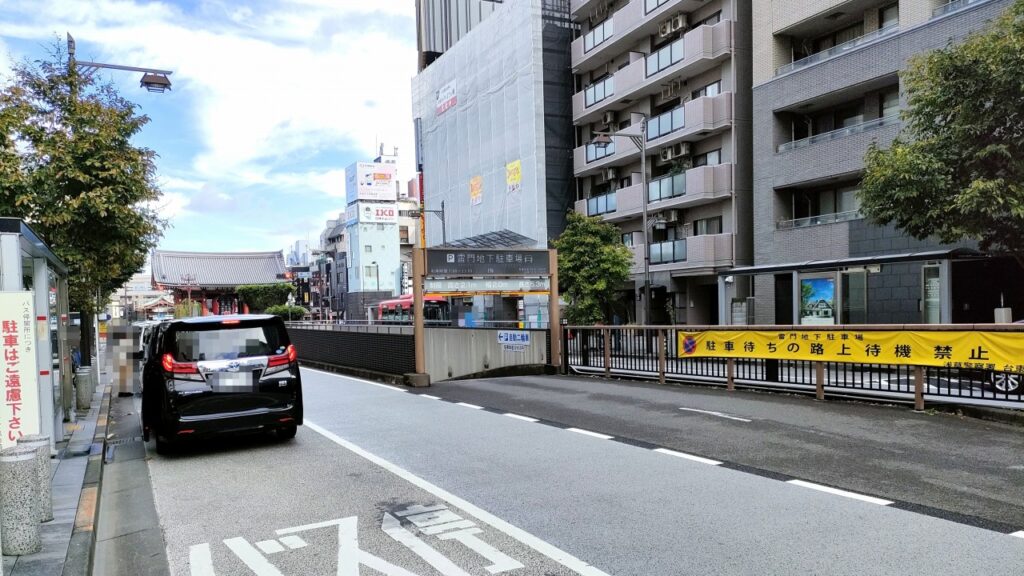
[645,0,670,14]
[777,114,899,153]
[646,36,684,77]
[647,105,685,140]
[584,76,614,107]
[649,239,687,264]
[587,192,617,216]
[776,209,862,229]
[584,18,613,52]
[775,24,898,76]
[648,172,686,202]
[586,141,616,163]
[933,0,991,17]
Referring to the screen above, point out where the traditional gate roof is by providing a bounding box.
[151,250,287,289]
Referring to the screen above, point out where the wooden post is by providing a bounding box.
[658,329,666,385]
[815,361,825,401]
[727,358,735,391]
[411,248,428,386]
[603,328,611,378]
[548,249,561,370]
[914,365,925,412]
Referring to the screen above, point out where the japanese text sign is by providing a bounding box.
[0,292,38,448]
[678,330,1024,373]
[498,331,531,352]
[426,249,551,277]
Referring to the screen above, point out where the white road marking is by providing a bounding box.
[1010,531,1024,539]
[300,367,407,392]
[255,539,285,554]
[652,448,722,466]
[456,402,484,409]
[566,428,613,440]
[305,420,612,576]
[188,543,216,576]
[421,394,442,400]
[421,520,478,535]
[279,535,308,550]
[437,527,525,574]
[679,407,752,422]
[503,413,539,423]
[277,516,421,576]
[382,513,474,576]
[223,537,285,576]
[786,480,894,506]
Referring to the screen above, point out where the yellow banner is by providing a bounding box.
[506,160,521,194]
[678,330,1024,373]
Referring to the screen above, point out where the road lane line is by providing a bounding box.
[223,537,286,576]
[456,402,484,409]
[566,428,613,440]
[421,394,442,400]
[679,407,752,422]
[652,448,722,466]
[188,543,216,576]
[786,480,894,506]
[1010,531,1024,539]
[503,413,539,423]
[305,420,612,576]
[300,367,407,392]
[382,513,474,576]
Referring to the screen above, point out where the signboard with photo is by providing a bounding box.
[346,162,397,204]
[800,276,836,326]
[469,175,483,206]
[345,202,399,225]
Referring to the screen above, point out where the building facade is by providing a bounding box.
[416,0,501,71]
[743,0,1020,326]
[570,0,753,325]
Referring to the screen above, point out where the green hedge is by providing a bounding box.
[264,304,308,320]
[237,283,294,312]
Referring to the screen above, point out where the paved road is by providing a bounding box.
[142,368,1024,575]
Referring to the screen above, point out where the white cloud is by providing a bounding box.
[0,0,419,186]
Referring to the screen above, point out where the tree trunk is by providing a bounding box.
[79,310,93,367]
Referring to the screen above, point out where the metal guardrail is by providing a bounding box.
[563,326,1024,410]
[775,25,898,76]
[933,0,990,18]
[778,115,900,153]
[776,209,861,230]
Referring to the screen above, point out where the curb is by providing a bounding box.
[61,382,113,576]
[932,404,1024,427]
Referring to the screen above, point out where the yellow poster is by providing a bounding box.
[469,175,483,206]
[678,330,1024,373]
[506,160,522,194]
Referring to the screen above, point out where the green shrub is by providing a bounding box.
[237,283,294,312]
[264,304,308,320]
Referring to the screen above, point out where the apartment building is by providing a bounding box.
[570,0,753,324]
[740,0,1021,326]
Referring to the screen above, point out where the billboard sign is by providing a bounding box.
[425,278,550,293]
[506,160,522,194]
[469,175,483,206]
[0,292,38,448]
[426,249,551,276]
[346,162,397,203]
[345,202,399,225]
[436,80,457,116]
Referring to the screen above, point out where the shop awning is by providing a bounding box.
[724,248,986,276]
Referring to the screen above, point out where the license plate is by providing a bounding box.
[216,373,251,388]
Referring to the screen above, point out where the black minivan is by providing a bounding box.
[141,315,302,453]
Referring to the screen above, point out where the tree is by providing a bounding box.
[860,1,1024,266]
[237,283,294,312]
[264,304,308,320]
[553,212,633,325]
[0,43,165,365]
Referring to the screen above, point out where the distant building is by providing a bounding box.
[151,250,287,316]
[109,271,171,321]
[287,239,310,267]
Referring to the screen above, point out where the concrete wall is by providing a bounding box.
[424,328,549,381]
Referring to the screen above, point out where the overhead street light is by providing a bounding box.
[67,33,174,93]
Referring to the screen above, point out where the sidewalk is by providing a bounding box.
[1,369,110,576]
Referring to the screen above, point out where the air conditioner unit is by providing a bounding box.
[659,21,673,37]
[666,209,681,222]
[605,167,618,180]
[671,14,688,32]
[673,142,692,157]
[681,222,692,236]
[659,148,676,162]
[602,111,616,125]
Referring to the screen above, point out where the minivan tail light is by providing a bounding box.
[162,353,198,374]
[267,344,297,368]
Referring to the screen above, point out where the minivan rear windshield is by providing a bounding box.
[170,324,287,362]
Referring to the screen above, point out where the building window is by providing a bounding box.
[781,184,861,228]
[583,18,613,53]
[400,226,410,243]
[814,23,864,53]
[880,86,899,118]
[621,232,634,247]
[880,3,899,29]
[364,266,374,277]
[364,245,372,253]
[697,11,721,26]
[691,80,721,100]
[584,75,614,107]
[693,216,722,236]
[693,149,721,167]
[377,224,385,231]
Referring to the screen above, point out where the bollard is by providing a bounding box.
[814,361,825,401]
[657,330,666,385]
[75,368,92,410]
[603,329,611,378]
[727,358,735,391]
[17,435,52,522]
[0,446,42,556]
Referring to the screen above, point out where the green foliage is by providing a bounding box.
[553,212,633,325]
[174,302,198,319]
[237,283,294,312]
[0,41,164,312]
[860,1,1024,262]
[264,304,307,320]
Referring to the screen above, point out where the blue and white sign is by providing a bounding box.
[497,331,531,352]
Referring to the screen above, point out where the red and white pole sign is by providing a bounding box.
[0,292,38,448]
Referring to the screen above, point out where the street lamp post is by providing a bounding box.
[592,114,651,325]
[371,261,380,292]
[414,202,447,246]
[67,33,174,92]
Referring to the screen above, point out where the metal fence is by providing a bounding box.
[563,327,1024,410]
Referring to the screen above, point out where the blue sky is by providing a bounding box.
[0,0,417,255]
